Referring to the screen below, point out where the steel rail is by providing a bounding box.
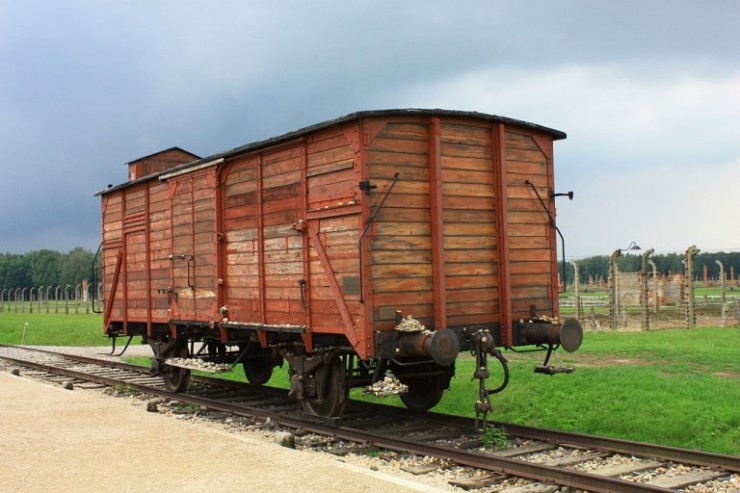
[371,405,740,474]
[3,344,739,477]
[0,348,708,493]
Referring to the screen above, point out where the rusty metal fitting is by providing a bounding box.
[396,328,460,366]
[523,318,583,352]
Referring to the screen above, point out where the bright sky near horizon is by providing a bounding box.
[1,1,738,258]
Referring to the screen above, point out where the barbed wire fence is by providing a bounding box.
[0,281,102,315]
[5,246,740,332]
[563,245,740,331]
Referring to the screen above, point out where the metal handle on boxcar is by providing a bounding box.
[90,243,103,314]
[358,173,400,303]
[524,180,572,292]
[298,279,308,309]
[166,254,195,289]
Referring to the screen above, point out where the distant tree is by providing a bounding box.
[571,250,740,284]
[26,249,62,287]
[0,248,96,289]
[59,247,94,287]
[0,254,31,288]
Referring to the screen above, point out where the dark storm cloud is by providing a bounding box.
[0,0,738,254]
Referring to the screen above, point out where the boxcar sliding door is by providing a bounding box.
[168,169,218,322]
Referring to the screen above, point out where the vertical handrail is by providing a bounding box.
[91,243,104,314]
[103,250,124,330]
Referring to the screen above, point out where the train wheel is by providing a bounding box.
[302,355,346,417]
[243,359,273,385]
[400,375,445,412]
[162,341,191,392]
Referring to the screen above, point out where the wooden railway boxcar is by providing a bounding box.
[97,109,582,417]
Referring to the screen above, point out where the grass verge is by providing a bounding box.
[0,312,106,346]
[2,311,737,455]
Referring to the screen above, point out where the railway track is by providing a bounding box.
[1,344,737,493]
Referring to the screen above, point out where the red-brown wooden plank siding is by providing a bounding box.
[504,130,556,323]
[367,116,558,346]
[127,147,199,181]
[368,119,434,329]
[102,180,174,332]
[102,110,563,357]
[217,127,365,348]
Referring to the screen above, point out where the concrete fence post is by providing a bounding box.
[589,306,600,330]
[648,259,659,315]
[684,245,699,329]
[0,288,5,313]
[64,285,70,315]
[570,261,582,321]
[74,284,81,314]
[21,288,27,313]
[716,259,727,328]
[641,248,654,331]
[608,249,621,331]
[29,287,35,314]
[45,286,52,313]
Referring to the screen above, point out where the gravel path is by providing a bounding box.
[0,368,449,493]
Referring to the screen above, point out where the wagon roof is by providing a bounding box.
[125,146,201,165]
[97,109,566,196]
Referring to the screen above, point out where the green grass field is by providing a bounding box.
[0,312,106,346]
[1,311,737,455]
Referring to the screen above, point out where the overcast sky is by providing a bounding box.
[1,0,738,258]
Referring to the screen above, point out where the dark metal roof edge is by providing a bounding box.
[217,109,567,160]
[98,109,566,196]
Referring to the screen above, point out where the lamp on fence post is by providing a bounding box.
[640,248,655,331]
[609,242,641,331]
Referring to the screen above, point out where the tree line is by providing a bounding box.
[0,248,97,289]
[4,247,739,289]
[569,250,740,283]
